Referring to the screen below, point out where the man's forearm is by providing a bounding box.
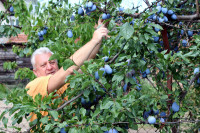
[70,39,100,66]
[88,41,102,60]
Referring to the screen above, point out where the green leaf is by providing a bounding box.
[124,9,135,14]
[79,108,86,116]
[2,117,8,128]
[29,4,33,12]
[169,0,174,4]
[92,108,100,118]
[63,59,75,70]
[161,95,168,100]
[112,72,124,83]
[119,22,134,40]
[83,89,90,97]
[49,53,60,61]
[40,116,49,124]
[101,101,114,110]
[147,23,163,30]
[49,111,59,119]
[69,127,78,133]
[0,26,4,32]
[44,124,52,131]
[81,81,91,90]
[129,119,138,130]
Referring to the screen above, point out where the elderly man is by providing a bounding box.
[26,22,109,122]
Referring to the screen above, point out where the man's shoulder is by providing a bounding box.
[26,75,52,89]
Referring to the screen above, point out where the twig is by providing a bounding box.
[52,92,83,111]
[143,0,152,12]
[146,77,158,91]
[189,73,200,85]
[177,0,188,8]
[147,19,200,32]
[109,41,127,64]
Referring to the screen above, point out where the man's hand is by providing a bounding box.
[92,26,109,44]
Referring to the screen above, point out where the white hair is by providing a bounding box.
[31,47,54,69]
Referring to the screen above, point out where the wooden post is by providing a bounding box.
[161,25,177,133]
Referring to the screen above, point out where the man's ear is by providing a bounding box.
[33,69,38,77]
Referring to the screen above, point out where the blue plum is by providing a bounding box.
[78,7,84,16]
[161,7,168,14]
[108,129,118,133]
[194,68,199,74]
[156,6,162,13]
[167,10,174,15]
[87,1,93,8]
[158,17,164,23]
[187,30,193,37]
[91,5,96,11]
[10,6,14,12]
[163,16,168,22]
[99,67,106,75]
[153,36,159,42]
[102,13,107,20]
[123,84,128,92]
[105,65,112,74]
[67,30,73,38]
[39,36,44,41]
[153,109,159,115]
[118,7,124,12]
[171,14,177,20]
[145,69,150,75]
[95,71,99,80]
[182,40,187,47]
[148,116,156,124]
[172,102,180,112]
[70,15,75,21]
[102,56,109,62]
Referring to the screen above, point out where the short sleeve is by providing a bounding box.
[26,75,52,99]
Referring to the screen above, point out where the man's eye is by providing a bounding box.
[50,61,55,64]
[41,65,45,67]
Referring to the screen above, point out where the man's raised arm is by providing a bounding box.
[47,26,109,94]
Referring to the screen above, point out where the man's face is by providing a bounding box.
[33,53,59,77]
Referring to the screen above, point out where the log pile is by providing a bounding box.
[0,44,32,85]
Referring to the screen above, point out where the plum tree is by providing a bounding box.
[0,0,200,133]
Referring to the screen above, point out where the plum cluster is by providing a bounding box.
[95,64,113,80]
[78,1,96,16]
[37,27,48,41]
[148,4,177,24]
[144,101,180,124]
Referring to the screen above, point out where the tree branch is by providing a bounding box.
[177,14,200,21]
[52,92,83,111]
[189,73,200,86]
[196,0,199,16]
[109,41,127,64]
[177,0,188,8]
[143,0,152,12]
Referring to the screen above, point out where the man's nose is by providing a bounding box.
[46,62,53,70]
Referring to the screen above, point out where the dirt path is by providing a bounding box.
[0,100,30,133]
